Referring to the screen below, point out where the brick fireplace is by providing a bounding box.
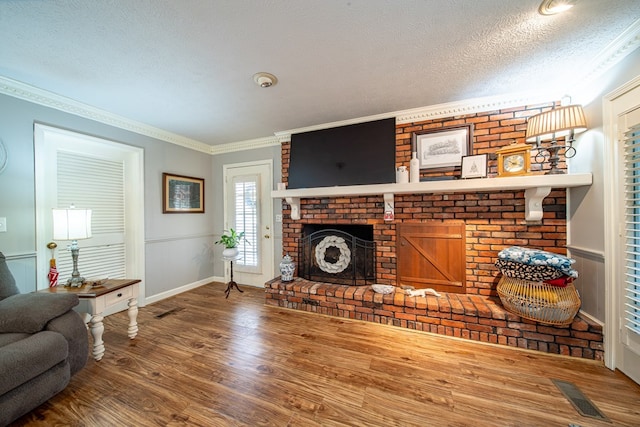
[267,103,604,360]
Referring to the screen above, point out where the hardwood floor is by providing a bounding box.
[12,283,640,426]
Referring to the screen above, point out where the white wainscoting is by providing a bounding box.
[568,245,605,324]
[4,252,37,294]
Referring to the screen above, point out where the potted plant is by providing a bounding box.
[215,228,246,258]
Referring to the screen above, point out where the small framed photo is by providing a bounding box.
[413,124,473,173]
[460,154,488,179]
[163,173,205,213]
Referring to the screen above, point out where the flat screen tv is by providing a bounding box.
[287,117,396,189]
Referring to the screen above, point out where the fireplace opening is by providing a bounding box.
[299,224,375,286]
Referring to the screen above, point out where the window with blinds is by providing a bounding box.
[233,175,259,269]
[624,123,640,336]
[55,151,126,281]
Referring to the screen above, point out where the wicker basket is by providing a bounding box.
[496,276,581,326]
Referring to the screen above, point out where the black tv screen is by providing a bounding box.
[287,117,396,189]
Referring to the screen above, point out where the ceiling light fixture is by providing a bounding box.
[538,0,577,15]
[253,72,277,88]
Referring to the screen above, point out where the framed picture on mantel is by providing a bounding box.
[460,154,488,179]
[413,124,473,173]
[162,173,205,213]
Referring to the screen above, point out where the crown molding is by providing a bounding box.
[0,76,213,154]
[578,18,640,85]
[394,93,553,124]
[209,135,280,155]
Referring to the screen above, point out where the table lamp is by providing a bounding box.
[52,207,92,287]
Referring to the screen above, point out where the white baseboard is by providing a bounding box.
[143,276,224,306]
[76,276,224,318]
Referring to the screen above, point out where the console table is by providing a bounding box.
[41,279,141,361]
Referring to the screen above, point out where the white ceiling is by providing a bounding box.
[1,1,639,148]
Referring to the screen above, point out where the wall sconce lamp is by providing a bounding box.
[525,104,587,174]
[52,207,92,287]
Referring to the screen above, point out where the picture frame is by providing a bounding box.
[162,173,205,213]
[460,154,488,179]
[413,124,473,172]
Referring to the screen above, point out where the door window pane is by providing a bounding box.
[233,175,259,268]
[624,124,640,336]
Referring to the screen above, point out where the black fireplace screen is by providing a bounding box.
[299,228,375,286]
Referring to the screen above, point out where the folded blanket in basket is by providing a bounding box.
[497,246,578,279]
[495,259,564,281]
[544,276,573,287]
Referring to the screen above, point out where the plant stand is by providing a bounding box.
[223,255,243,299]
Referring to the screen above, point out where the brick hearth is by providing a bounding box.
[265,278,604,361]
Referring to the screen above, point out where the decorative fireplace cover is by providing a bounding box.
[299,228,375,286]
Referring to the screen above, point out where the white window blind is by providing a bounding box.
[624,123,640,336]
[233,175,259,269]
[55,151,126,281]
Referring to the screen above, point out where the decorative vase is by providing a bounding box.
[396,166,408,184]
[410,152,420,183]
[222,247,239,259]
[279,253,295,282]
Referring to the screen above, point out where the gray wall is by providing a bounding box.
[0,93,215,299]
[569,48,640,322]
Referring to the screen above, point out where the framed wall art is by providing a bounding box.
[460,154,488,179]
[412,124,473,173]
[162,173,205,213]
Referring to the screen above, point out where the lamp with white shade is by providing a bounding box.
[525,104,587,175]
[52,207,92,287]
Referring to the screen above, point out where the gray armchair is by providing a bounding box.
[0,252,88,426]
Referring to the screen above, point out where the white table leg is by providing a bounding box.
[127,297,138,339]
[89,314,105,361]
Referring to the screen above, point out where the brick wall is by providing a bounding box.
[271,102,602,360]
[281,102,568,297]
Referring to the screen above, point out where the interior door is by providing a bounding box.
[396,221,466,293]
[224,161,273,287]
[615,98,640,384]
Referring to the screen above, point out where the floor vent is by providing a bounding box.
[155,307,184,319]
[552,379,609,421]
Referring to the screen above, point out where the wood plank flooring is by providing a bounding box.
[11,283,640,426]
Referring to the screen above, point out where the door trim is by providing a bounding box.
[222,159,274,285]
[603,75,640,371]
[33,124,146,307]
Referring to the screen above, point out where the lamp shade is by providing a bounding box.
[52,208,92,240]
[525,105,587,142]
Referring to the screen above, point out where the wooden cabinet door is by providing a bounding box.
[397,222,466,293]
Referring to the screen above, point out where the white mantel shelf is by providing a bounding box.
[271,173,593,222]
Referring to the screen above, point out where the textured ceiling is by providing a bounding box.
[1,0,639,146]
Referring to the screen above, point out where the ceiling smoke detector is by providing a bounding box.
[253,72,277,88]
